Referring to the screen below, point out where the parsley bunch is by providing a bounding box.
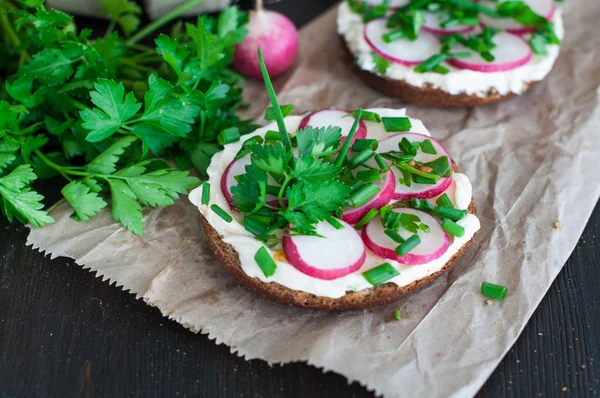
[0,0,252,235]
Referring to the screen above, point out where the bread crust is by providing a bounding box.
[202,161,477,311]
[339,35,536,107]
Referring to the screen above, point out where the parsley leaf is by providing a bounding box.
[296,126,342,158]
[292,157,341,181]
[286,180,350,223]
[231,164,268,214]
[250,142,293,177]
[61,180,108,222]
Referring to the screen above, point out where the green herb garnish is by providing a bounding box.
[363,263,400,286]
[254,246,277,277]
[481,281,507,300]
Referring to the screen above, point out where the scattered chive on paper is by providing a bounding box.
[481,282,507,300]
[254,246,277,277]
[394,309,401,320]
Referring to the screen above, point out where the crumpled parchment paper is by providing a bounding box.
[28,2,600,397]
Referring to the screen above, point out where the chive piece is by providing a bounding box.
[264,130,281,142]
[335,109,363,167]
[211,204,232,223]
[201,182,210,205]
[326,217,344,230]
[384,211,401,230]
[384,229,404,243]
[217,127,240,145]
[436,193,454,208]
[398,137,417,156]
[382,117,412,132]
[374,154,389,172]
[481,282,507,300]
[350,180,366,194]
[410,198,434,212]
[441,218,465,237]
[413,175,437,185]
[380,204,392,220]
[257,49,293,153]
[420,139,437,155]
[356,169,381,182]
[351,138,378,152]
[354,208,379,230]
[435,206,467,222]
[394,309,401,320]
[254,246,277,277]
[362,263,400,286]
[265,104,295,121]
[244,216,268,237]
[396,234,421,256]
[351,109,381,123]
[347,183,380,208]
[348,148,374,169]
[382,29,407,43]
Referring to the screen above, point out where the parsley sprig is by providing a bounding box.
[0,0,252,235]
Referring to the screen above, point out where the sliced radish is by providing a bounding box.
[422,11,475,35]
[283,219,366,280]
[362,209,450,265]
[377,133,452,201]
[221,155,278,209]
[479,0,555,34]
[298,109,367,149]
[362,0,409,9]
[343,168,396,224]
[364,19,440,66]
[447,32,532,72]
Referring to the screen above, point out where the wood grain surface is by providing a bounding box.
[1,1,599,397]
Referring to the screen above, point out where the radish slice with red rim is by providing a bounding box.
[377,133,452,201]
[362,208,450,265]
[422,11,475,35]
[298,109,367,149]
[283,219,367,280]
[342,168,396,224]
[364,19,440,66]
[479,0,555,34]
[447,32,532,72]
[221,155,278,209]
[362,0,409,9]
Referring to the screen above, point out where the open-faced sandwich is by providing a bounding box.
[337,0,564,107]
[189,53,480,310]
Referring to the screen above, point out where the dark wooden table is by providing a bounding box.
[1,1,599,397]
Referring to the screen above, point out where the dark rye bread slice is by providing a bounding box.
[339,35,537,107]
[202,161,477,311]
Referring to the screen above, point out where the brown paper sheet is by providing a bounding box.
[27,2,600,397]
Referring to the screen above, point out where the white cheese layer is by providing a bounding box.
[189,108,481,299]
[337,2,564,97]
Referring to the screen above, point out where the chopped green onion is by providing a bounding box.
[351,109,381,123]
[348,148,375,169]
[413,175,437,185]
[211,204,232,223]
[350,180,366,194]
[382,29,407,43]
[254,246,277,277]
[399,137,417,156]
[394,309,401,320]
[382,117,412,132]
[410,198,434,212]
[244,216,268,237]
[384,229,404,243]
[265,104,295,121]
[217,127,240,145]
[441,218,465,237]
[264,130,281,142]
[362,263,400,286]
[384,211,401,230]
[347,183,380,208]
[423,156,451,176]
[374,154,389,172]
[357,169,381,182]
[326,217,344,230]
[201,182,210,205]
[395,234,421,256]
[434,206,467,221]
[420,139,437,155]
[481,282,507,300]
[351,138,378,152]
[380,204,392,220]
[436,193,454,208]
[354,208,379,229]
[336,109,363,167]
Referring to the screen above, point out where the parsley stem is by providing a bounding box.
[0,11,28,61]
[126,0,206,46]
[278,175,292,208]
[105,19,117,38]
[335,109,363,167]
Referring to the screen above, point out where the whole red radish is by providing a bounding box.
[232,0,299,79]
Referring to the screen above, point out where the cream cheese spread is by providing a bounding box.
[337,2,564,97]
[189,108,481,298]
